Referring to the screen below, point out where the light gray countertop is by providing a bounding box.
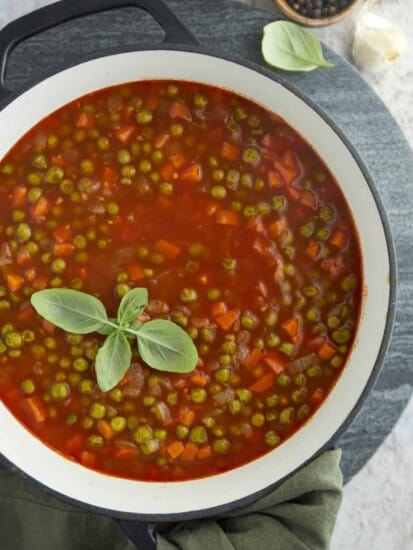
[0,1,411,548]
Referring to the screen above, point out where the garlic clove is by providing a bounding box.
[352,12,407,72]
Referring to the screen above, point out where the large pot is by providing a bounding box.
[0,0,395,521]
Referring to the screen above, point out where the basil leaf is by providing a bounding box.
[97,318,119,336]
[262,21,335,72]
[31,289,110,334]
[117,287,148,325]
[136,319,197,374]
[95,330,132,392]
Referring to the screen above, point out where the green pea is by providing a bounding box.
[65,413,77,425]
[50,382,71,400]
[240,173,253,188]
[97,136,110,150]
[143,395,155,407]
[213,438,230,454]
[316,227,330,241]
[27,172,42,186]
[21,379,35,395]
[73,357,88,372]
[331,355,344,368]
[292,388,308,404]
[45,166,64,184]
[266,333,281,348]
[327,316,341,329]
[257,201,271,216]
[32,154,48,169]
[228,399,242,415]
[277,373,291,386]
[314,170,327,183]
[251,413,265,427]
[221,258,237,272]
[51,258,66,273]
[180,288,198,302]
[279,407,295,425]
[83,417,94,430]
[139,159,152,173]
[332,329,351,344]
[27,188,43,203]
[297,404,310,421]
[110,416,127,432]
[1,164,14,175]
[193,93,208,107]
[211,185,227,200]
[189,425,208,444]
[254,177,265,191]
[176,424,189,440]
[279,342,295,357]
[320,206,335,221]
[190,387,207,403]
[341,274,357,292]
[80,159,94,175]
[300,222,314,238]
[16,223,32,243]
[5,331,23,349]
[170,123,184,137]
[87,434,104,448]
[241,313,258,330]
[266,394,279,407]
[230,200,243,212]
[136,109,153,124]
[202,416,216,428]
[149,252,164,265]
[79,379,94,394]
[159,181,173,195]
[307,308,320,322]
[106,202,119,215]
[247,114,260,128]
[0,300,10,311]
[265,431,281,447]
[272,195,287,212]
[243,205,257,218]
[140,439,160,455]
[226,170,240,187]
[22,330,35,343]
[166,391,178,406]
[171,311,188,327]
[212,169,224,182]
[117,149,130,164]
[207,288,221,301]
[208,156,218,168]
[89,402,106,419]
[222,338,236,354]
[294,374,306,386]
[307,365,322,378]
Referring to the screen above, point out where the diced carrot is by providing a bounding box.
[16,246,32,267]
[22,396,47,423]
[154,239,181,260]
[216,308,241,331]
[282,317,299,338]
[318,340,337,361]
[263,354,285,375]
[169,153,187,169]
[180,163,202,184]
[166,440,185,460]
[102,166,118,185]
[80,451,96,467]
[24,268,35,282]
[146,94,161,110]
[300,189,317,209]
[179,407,195,427]
[127,263,145,282]
[97,419,115,440]
[215,209,240,226]
[17,305,35,322]
[76,112,95,128]
[65,433,84,454]
[283,150,299,170]
[41,319,56,334]
[268,170,284,188]
[6,274,24,292]
[246,217,265,233]
[330,230,348,249]
[197,445,212,460]
[13,186,27,207]
[306,239,320,260]
[154,131,171,149]
[311,387,324,404]
[54,243,75,257]
[220,141,240,162]
[160,162,176,181]
[211,301,228,318]
[191,372,210,387]
[180,442,198,461]
[53,225,72,243]
[273,151,300,185]
[51,154,64,167]
[245,348,264,369]
[261,134,286,154]
[249,372,275,393]
[169,101,192,121]
[32,276,49,291]
[114,444,140,460]
[267,218,287,239]
[32,196,50,218]
[115,125,135,143]
[122,104,135,121]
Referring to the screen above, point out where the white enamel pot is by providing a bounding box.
[0,0,396,522]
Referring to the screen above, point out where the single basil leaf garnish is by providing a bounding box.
[31,289,110,334]
[136,319,197,374]
[262,21,335,72]
[95,330,132,392]
[117,287,148,325]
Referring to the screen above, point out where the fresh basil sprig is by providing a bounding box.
[31,288,198,392]
[262,21,335,72]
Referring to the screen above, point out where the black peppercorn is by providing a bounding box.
[286,0,352,19]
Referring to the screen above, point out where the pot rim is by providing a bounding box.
[0,43,397,522]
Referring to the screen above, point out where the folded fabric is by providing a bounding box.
[0,449,342,550]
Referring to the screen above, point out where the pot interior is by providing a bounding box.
[0,49,391,517]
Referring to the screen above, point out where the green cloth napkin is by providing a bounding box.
[0,449,342,550]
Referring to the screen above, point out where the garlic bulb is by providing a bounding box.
[352,12,407,71]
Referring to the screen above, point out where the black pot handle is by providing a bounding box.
[0,0,198,100]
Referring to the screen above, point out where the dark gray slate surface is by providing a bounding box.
[3,0,413,483]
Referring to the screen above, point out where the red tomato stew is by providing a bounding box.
[0,81,361,481]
